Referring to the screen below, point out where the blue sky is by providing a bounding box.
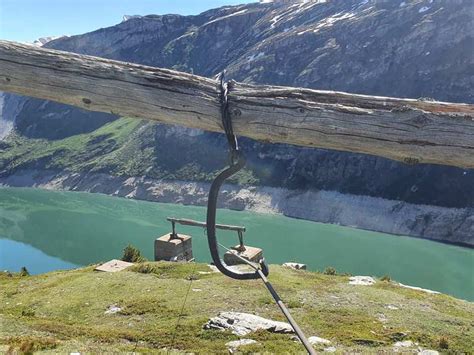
[0,0,256,43]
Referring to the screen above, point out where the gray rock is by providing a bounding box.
[292,335,331,345]
[204,312,293,336]
[283,262,307,270]
[226,339,258,351]
[349,276,376,286]
[104,304,121,315]
[394,340,414,348]
[418,350,439,355]
[308,336,331,345]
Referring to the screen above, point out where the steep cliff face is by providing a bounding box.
[1,0,473,242]
[0,94,24,140]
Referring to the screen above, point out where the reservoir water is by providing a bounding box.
[0,187,472,301]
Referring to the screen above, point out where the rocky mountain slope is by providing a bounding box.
[0,0,473,244]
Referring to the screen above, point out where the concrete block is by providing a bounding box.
[95,259,134,272]
[224,245,263,266]
[154,234,193,262]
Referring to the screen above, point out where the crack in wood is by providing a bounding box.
[0,58,218,99]
[250,122,474,150]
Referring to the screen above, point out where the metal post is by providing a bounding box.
[170,220,178,239]
[237,230,246,252]
[257,269,316,355]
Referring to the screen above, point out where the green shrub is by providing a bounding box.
[0,271,13,278]
[286,299,302,309]
[323,267,337,275]
[121,244,146,263]
[21,309,35,317]
[187,274,199,281]
[134,263,156,274]
[439,336,449,349]
[7,336,57,354]
[258,296,273,306]
[19,267,29,277]
[380,275,391,282]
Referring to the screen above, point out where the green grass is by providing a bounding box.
[0,117,259,185]
[0,263,472,353]
[0,117,145,175]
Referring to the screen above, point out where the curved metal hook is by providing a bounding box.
[206,151,269,280]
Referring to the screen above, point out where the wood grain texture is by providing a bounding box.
[0,40,473,168]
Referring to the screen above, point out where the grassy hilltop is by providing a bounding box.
[1,262,473,353]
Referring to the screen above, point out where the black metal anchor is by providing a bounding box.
[205,72,269,280]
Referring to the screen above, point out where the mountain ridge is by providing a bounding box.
[0,0,473,243]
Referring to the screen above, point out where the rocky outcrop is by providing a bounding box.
[32,36,67,47]
[349,276,376,286]
[0,93,25,140]
[308,336,331,345]
[283,262,307,270]
[204,312,293,335]
[225,339,258,351]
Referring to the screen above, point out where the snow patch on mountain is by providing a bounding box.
[32,36,67,47]
[122,15,143,22]
[298,12,355,35]
[247,52,265,62]
[270,13,284,28]
[204,9,248,26]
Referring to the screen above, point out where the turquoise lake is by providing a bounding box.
[0,187,472,301]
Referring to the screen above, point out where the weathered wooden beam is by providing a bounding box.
[0,40,473,168]
[167,217,246,232]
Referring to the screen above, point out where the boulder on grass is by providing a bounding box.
[283,262,307,270]
[204,312,293,336]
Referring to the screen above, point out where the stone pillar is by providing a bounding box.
[154,234,193,262]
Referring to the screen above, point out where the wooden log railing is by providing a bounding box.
[0,40,473,168]
[167,217,246,233]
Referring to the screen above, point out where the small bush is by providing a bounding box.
[21,309,35,317]
[19,267,29,277]
[323,267,337,275]
[19,341,34,354]
[187,274,199,281]
[134,263,156,274]
[258,296,273,306]
[121,244,146,263]
[287,300,302,309]
[0,271,13,278]
[380,275,391,282]
[6,337,57,354]
[438,336,449,349]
